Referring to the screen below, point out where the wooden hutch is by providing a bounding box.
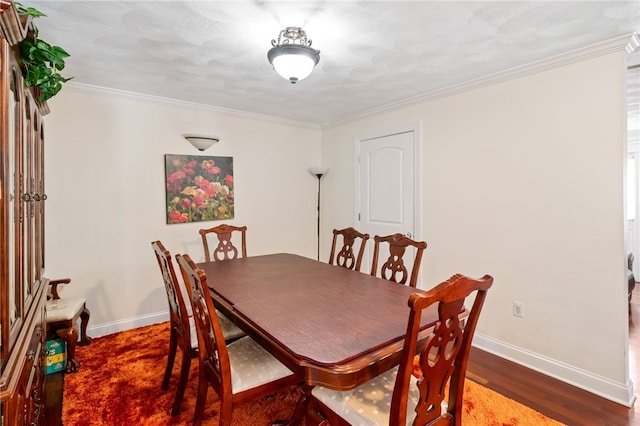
[0,1,50,424]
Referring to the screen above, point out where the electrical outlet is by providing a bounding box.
[513,301,524,318]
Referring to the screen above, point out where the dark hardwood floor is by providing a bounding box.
[45,290,640,425]
[467,287,640,426]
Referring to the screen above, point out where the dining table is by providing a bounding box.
[197,252,442,392]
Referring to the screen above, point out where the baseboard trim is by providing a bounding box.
[473,333,635,407]
[85,311,168,339]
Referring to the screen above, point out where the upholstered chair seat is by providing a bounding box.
[216,310,245,341]
[227,336,296,392]
[312,366,421,425]
[188,311,245,347]
[47,297,87,322]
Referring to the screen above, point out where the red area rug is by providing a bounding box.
[62,322,564,425]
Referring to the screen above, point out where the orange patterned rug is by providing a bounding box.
[62,322,564,425]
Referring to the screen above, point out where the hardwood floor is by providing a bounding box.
[45,291,640,425]
[466,287,639,425]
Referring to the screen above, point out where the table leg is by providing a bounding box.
[273,384,313,426]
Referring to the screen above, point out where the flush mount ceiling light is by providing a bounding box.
[183,134,219,151]
[267,26,320,84]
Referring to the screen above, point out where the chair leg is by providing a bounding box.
[79,306,92,346]
[193,366,208,426]
[56,327,80,373]
[219,393,233,426]
[171,349,192,416]
[162,331,178,391]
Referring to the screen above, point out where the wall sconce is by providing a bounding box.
[183,134,219,151]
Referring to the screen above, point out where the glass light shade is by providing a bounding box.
[268,43,320,84]
[272,54,315,82]
[183,134,219,151]
[309,165,329,176]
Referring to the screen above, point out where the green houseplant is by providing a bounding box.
[15,3,71,102]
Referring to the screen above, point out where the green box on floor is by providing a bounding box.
[45,338,67,374]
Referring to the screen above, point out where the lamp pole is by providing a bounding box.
[314,173,323,261]
[309,166,329,261]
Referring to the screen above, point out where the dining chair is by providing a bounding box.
[199,224,247,262]
[46,278,92,373]
[151,241,245,416]
[370,233,427,288]
[176,253,300,426]
[310,273,494,426]
[328,227,370,272]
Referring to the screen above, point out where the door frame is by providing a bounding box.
[628,145,640,277]
[353,121,423,258]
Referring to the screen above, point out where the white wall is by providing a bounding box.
[321,51,631,404]
[43,88,322,334]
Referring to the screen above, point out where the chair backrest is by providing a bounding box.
[176,253,232,399]
[370,233,427,287]
[391,273,493,425]
[328,227,370,272]
[199,224,247,262]
[151,240,192,347]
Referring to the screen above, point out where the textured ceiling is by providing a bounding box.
[25,1,640,125]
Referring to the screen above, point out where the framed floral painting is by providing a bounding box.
[164,154,234,224]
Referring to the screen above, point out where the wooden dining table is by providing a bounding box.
[198,252,441,392]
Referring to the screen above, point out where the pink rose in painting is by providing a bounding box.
[183,160,197,176]
[169,210,188,223]
[201,159,221,176]
[195,176,217,198]
[166,170,186,192]
[224,175,233,187]
[193,192,206,209]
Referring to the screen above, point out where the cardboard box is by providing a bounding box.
[45,338,67,374]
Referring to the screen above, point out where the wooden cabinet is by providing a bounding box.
[0,4,49,425]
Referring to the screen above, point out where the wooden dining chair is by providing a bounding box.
[310,273,493,426]
[328,227,370,272]
[151,241,245,417]
[176,253,300,426]
[370,233,427,287]
[199,224,247,262]
[46,278,92,373]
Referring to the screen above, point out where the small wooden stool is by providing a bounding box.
[46,278,92,373]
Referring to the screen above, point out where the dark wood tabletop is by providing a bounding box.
[198,253,439,391]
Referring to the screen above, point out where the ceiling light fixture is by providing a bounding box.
[268,26,320,84]
[183,134,219,151]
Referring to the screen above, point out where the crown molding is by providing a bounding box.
[64,81,321,130]
[324,33,638,129]
[63,33,636,131]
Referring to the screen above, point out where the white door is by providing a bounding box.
[355,127,419,279]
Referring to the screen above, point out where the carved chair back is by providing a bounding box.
[390,273,493,425]
[329,227,370,272]
[152,241,192,352]
[152,240,197,415]
[177,253,232,402]
[199,224,247,262]
[370,233,427,287]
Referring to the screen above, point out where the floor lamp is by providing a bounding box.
[309,165,329,261]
